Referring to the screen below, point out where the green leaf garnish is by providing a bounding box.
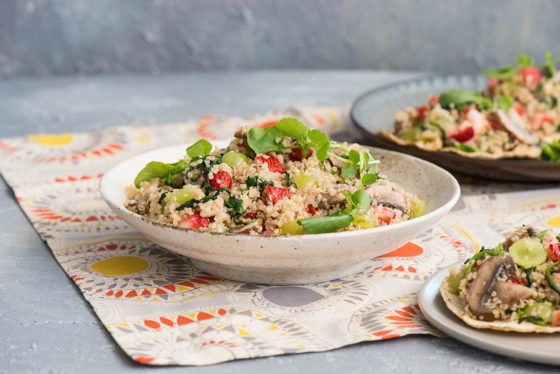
[537,228,552,238]
[438,89,492,110]
[247,126,286,154]
[452,143,481,153]
[308,129,330,161]
[134,159,188,188]
[352,189,370,210]
[518,54,534,67]
[482,66,518,79]
[498,95,513,112]
[541,140,560,161]
[361,173,378,186]
[186,139,213,159]
[341,164,356,178]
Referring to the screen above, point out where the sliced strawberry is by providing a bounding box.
[521,66,542,86]
[487,77,499,94]
[255,120,279,128]
[489,120,500,130]
[508,277,524,285]
[255,154,285,173]
[264,186,292,204]
[209,171,232,189]
[449,126,474,143]
[181,212,211,229]
[289,148,313,161]
[373,205,396,225]
[513,104,526,117]
[244,212,257,220]
[549,243,560,261]
[552,310,560,327]
[307,204,317,215]
[416,105,430,121]
[429,96,439,107]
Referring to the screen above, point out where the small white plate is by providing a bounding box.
[419,264,560,366]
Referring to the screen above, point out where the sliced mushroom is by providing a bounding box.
[229,219,262,234]
[502,225,538,251]
[490,109,538,145]
[318,193,347,209]
[366,183,409,213]
[125,195,151,215]
[464,255,516,321]
[492,281,536,306]
[232,126,256,157]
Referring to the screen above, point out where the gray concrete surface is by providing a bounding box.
[0,71,557,373]
[1,0,559,77]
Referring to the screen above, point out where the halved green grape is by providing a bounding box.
[222,151,251,168]
[353,210,377,229]
[521,301,554,324]
[400,127,422,141]
[410,199,426,218]
[164,185,202,205]
[509,238,547,268]
[447,267,464,294]
[280,220,304,235]
[294,172,317,189]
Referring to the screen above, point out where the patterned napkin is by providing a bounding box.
[2,106,558,366]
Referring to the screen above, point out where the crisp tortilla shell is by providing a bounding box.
[440,274,560,333]
[378,130,543,160]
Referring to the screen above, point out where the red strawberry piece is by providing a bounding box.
[182,212,211,229]
[449,126,474,143]
[289,148,313,162]
[307,204,317,215]
[416,106,430,121]
[549,243,560,261]
[373,205,396,225]
[264,186,292,204]
[509,277,524,285]
[255,154,285,173]
[244,212,257,219]
[489,120,500,130]
[521,66,542,86]
[513,104,526,117]
[209,171,232,189]
[487,77,499,94]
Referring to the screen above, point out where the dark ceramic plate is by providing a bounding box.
[351,75,560,182]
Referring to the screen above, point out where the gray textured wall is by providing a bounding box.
[0,0,558,77]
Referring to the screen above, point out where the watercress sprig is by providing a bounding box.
[247,118,331,161]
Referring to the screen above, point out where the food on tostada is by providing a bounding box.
[440,225,560,332]
[381,53,560,161]
[124,118,424,236]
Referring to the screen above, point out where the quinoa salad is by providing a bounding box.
[124,118,425,235]
[441,226,560,331]
[382,53,560,161]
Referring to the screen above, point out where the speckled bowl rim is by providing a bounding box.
[100,143,460,241]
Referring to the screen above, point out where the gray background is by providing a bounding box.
[0,0,557,77]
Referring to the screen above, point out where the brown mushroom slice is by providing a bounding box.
[229,219,262,234]
[317,193,347,209]
[125,195,151,215]
[491,109,538,145]
[366,183,409,213]
[464,255,516,321]
[492,281,536,306]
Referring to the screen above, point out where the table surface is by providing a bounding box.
[0,71,556,374]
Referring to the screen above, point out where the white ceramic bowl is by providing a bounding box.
[100,143,460,285]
